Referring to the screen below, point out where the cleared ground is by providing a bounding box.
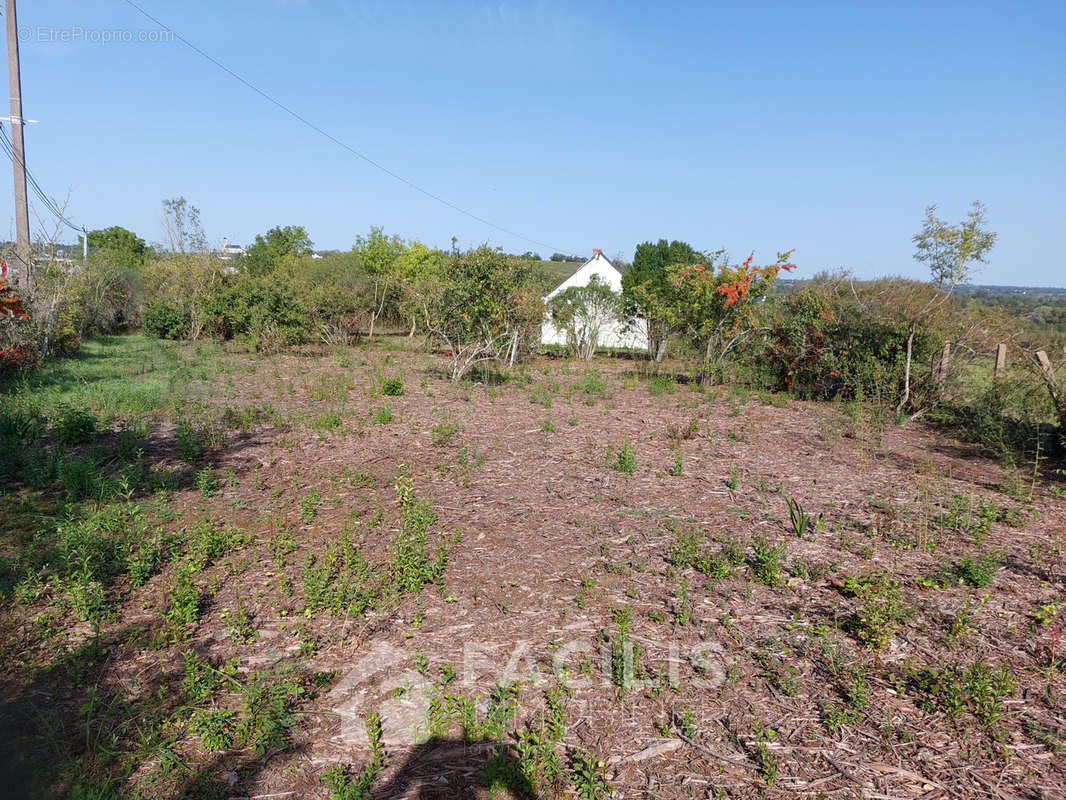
[1,335,1063,799]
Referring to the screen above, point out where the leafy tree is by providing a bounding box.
[162,197,207,255]
[240,225,313,277]
[621,239,700,361]
[547,275,622,361]
[425,246,542,381]
[897,202,996,410]
[395,241,446,336]
[913,202,997,289]
[66,227,150,336]
[669,251,796,379]
[352,227,407,339]
[86,226,147,271]
[141,252,223,340]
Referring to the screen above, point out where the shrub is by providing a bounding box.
[388,472,440,596]
[58,456,101,501]
[0,280,37,376]
[141,300,191,340]
[0,342,39,377]
[198,274,316,349]
[52,404,97,445]
[424,246,544,382]
[322,713,387,798]
[754,277,964,406]
[570,749,612,800]
[547,275,622,361]
[175,418,203,462]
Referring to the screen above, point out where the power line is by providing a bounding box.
[0,133,83,234]
[0,129,64,222]
[0,124,83,233]
[121,0,578,258]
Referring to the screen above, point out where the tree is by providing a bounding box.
[897,202,997,410]
[352,227,406,339]
[425,246,543,381]
[547,275,622,361]
[913,202,997,289]
[162,197,207,254]
[240,225,313,277]
[395,241,446,336]
[86,226,147,271]
[621,239,700,361]
[668,251,796,379]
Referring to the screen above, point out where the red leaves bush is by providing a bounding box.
[0,277,28,320]
[0,342,38,376]
[0,276,38,377]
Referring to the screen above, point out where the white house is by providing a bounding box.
[541,249,648,351]
[219,238,245,260]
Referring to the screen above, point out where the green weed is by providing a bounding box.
[610,439,636,475]
[52,404,97,445]
[785,496,815,536]
[905,660,1017,727]
[195,466,219,497]
[570,750,612,800]
[431,420,458,446]
[841,571,912,650]
[189,709,236,752]
[380,377,404,396]
[751,535,786,587]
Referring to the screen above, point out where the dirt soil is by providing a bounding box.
[4,342,1065,799]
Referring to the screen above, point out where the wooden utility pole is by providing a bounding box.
[5,0,32,297]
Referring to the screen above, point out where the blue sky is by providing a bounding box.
[5,1,1065,285]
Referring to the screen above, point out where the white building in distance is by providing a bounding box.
[219,238,245,260]
[541,249,648,351]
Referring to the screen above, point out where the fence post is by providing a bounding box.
[1035,349,1065,429]
[1036,350,1057,390]
[993,343,1006,379]
[937,342,951,385]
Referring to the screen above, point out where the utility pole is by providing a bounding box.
[5,0,32,297]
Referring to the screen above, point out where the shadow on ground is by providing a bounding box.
[372,739,536,800]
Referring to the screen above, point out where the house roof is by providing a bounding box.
[544,251,623,301]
